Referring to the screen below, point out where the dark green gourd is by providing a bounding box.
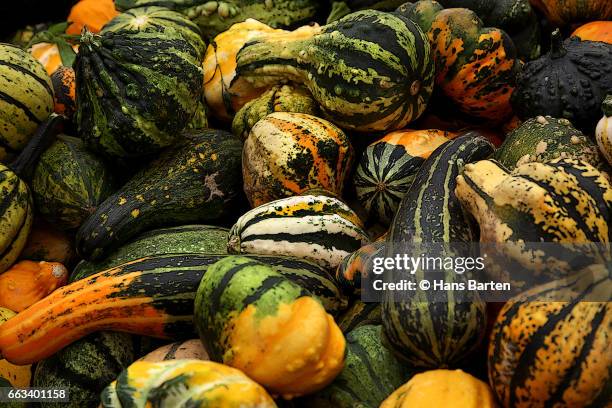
[235,10,434,132]
[76,129,242,261]
[383,134,494,368]
[75,7,205,159]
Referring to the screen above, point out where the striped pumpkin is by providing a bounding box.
[243,112,354,207]
[0,164,33,274]
[489,263,611,407]
[101,360,276,408]
[0,44,54,162]
[596,95,612,165]
[383,135,494,368]
[396,1,519,121]
[456,158,612,288]
[354,129,452,224]
[232,84,319,139]
[194,256,345,399]
[236,10,434,132]
[75,7,205,159]
[338,300,381,333]
[228,195,370,270]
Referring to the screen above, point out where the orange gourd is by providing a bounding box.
[66,0,119,35]
[0,261,68,312]
[572,21,612,44]
[19,220,74,265]
[50,66,77,117]
[30,43,79,76]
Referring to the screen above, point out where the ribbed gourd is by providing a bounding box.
[456,158,612,288]
[596,95,612,165]
[243,112,354,207]
[396,0,519,121]
[32,135,116,231]
[235,10,435,132]
[101,360,276,408]
[194,256,345,399]
[75,7,206,159]
[115,0,321,41]
[488,263,611,407]
[511,29,612,134]
[495,115,603,170]
[76,129,243,261]
[383,135,494,368]
[232,84,319,139]
[0,164,33,273]
[354,129,452,224]
[228,195,370,270]
[0,44,54,162]
[529,0,612,27]
[299,325,412,408]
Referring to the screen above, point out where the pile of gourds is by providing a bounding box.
[0,0,610,406]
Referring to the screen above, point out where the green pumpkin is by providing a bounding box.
[235,10,434,132]
[32,135,116,231]
[75,7,205,159]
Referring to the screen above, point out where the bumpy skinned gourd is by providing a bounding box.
[0,261,68,312]
[228,195,370,270]
[194,256,345,399]
[236,10,434,132]
[495,115,603,170]
[203,19,319,120]
[511,30,612,133]
[456,158,612,286]
[243,112,354,207]
[0,44,54,162]
[596,95,612,165]
[116,0,321,41]
[32,135,116,231]
[0,164,33,273]
[232,84,319,139]
[0,308,31,388]
[75,7,205,159]
[381,369,496,407]
[489,264,611,407]
[354,129,452,224]
[396,0,519,121]
[101,360,276,408]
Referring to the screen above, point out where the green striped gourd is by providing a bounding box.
[0,44,53,162]
[232,84,319,140]
[243,112,354,207]
[354,129,452,224]
[70,225,229,281]
[31,135,115,231]
[75,7,205,159]
[76,129,242,261]
[101,360,276,408]
[383,135,494,368]
[299,325,412,408]
[489,263,611,407]
[228,195,370,270]
[235,10,434,132]
[495,115,603,170]
[338,300,382,333]
[0,164,33,273]
[33,331,137,408]
[336,240,385,297]
[194,256,346,399]
[456,158,612,288]
[115,0,321,41]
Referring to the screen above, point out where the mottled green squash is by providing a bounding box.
[76,7,205,159]
[495,116,603,170]
[299,325,413,408]
[76,129,242,261]
[235,10,434,132]
[32,135,116,231]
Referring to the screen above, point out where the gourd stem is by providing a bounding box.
[549,29,566,59]
[10,114,65,183]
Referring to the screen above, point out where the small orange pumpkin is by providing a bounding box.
[66,0,119,35]
[51,66,76,117]
[0,261,68,312]
[572,21,612,44]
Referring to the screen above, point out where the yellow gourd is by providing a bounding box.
[0,308,31,388]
